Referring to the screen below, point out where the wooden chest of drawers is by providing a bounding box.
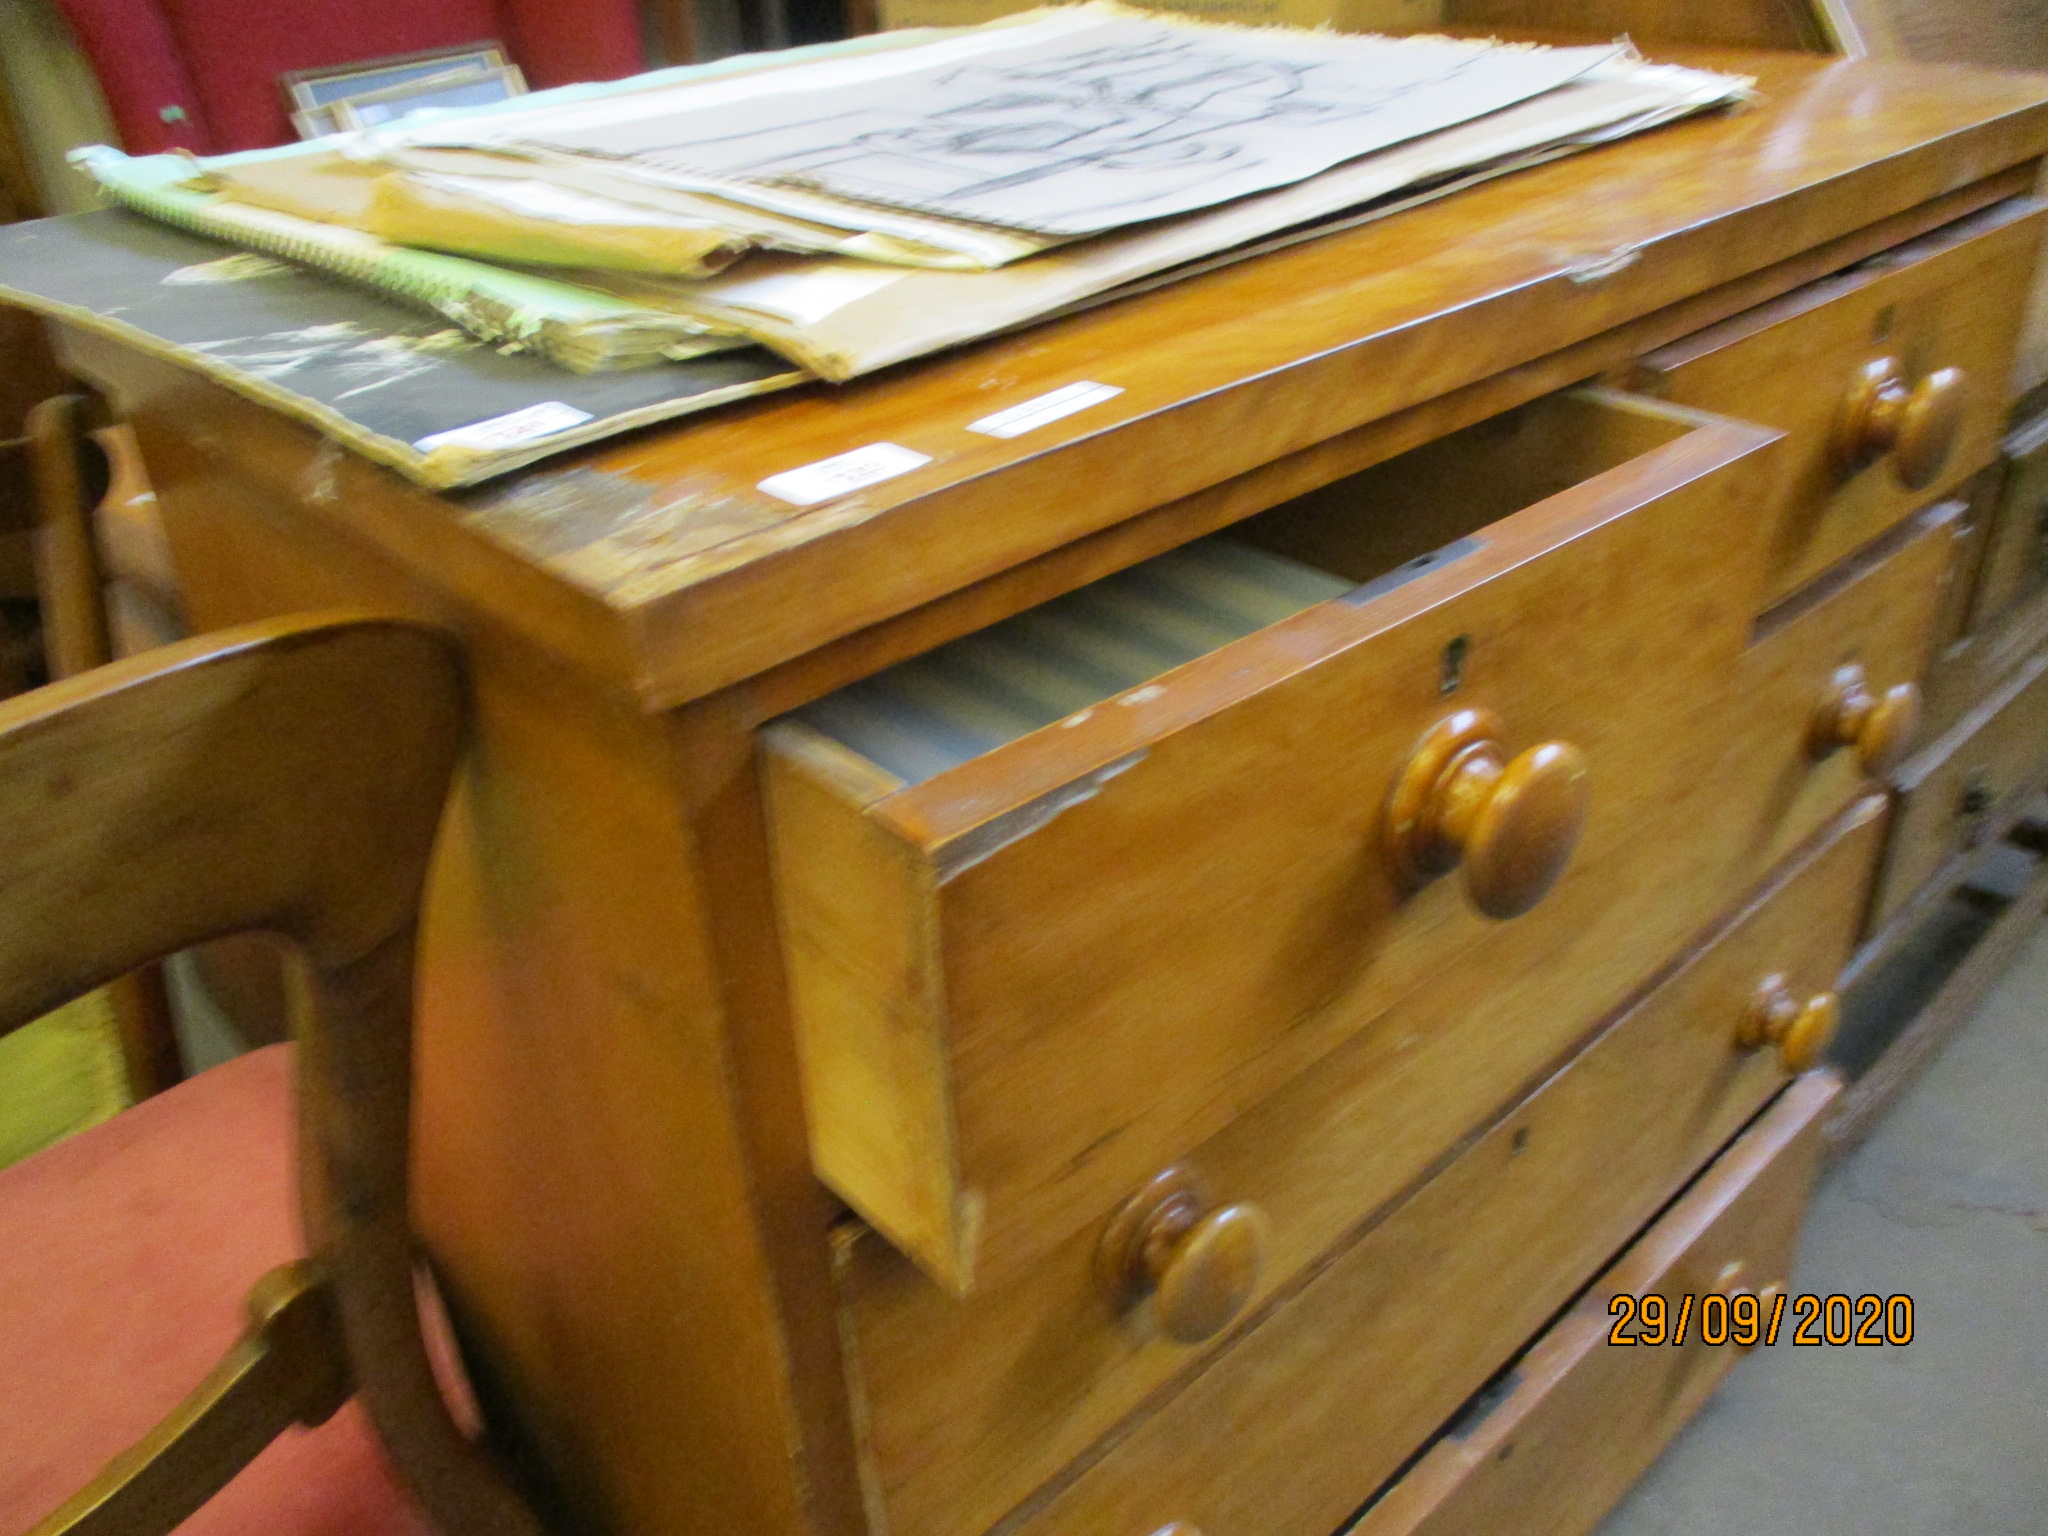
[38,41,2048,1536]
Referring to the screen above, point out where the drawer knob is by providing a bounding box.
[1385,708,1590,919]
[1098,1166,1266,1344]
[1714,1263,1786,1351]
[1738,975,1839,1073]
[1833,357,1969,489]
[1809,663,1919,775]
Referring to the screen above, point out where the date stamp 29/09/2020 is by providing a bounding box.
[1607,1292,1915,1347]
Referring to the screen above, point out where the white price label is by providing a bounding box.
[414,401,595,455]
[758,442,932,506]
[967,381,1122,439]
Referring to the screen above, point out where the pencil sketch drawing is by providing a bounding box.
[515,17,1620,236]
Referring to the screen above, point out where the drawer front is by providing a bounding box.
[1970,409,2048,632]
[1639,198,2044,605]
[1346,1069,1841,1536]
[1874,644,2048,924]
[838,800,1885,1536]
[1923,576,2048,746]
[1728,501,1962,875]
[768,393,1781,1293]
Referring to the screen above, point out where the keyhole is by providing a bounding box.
[1441,634,1470,696]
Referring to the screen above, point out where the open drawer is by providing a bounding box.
[762,389,1782,1293]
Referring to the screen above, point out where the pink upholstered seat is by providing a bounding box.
[53,0,645,155]
[0,1044,434,1536]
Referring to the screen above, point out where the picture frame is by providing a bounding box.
[330,65,528,132]
[281,42,510,114]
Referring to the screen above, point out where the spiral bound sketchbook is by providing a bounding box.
[71,147,754,373]
[0,211,808,488]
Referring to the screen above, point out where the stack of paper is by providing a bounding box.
[72,5,1751,380]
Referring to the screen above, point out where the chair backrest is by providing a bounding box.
[11,393,187,1102]
[53,0,645,154]
[0,614,545,1536]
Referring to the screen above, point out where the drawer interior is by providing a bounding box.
[791,391,1701,784]
[1237,388,1697,586]
[795,538,1351,785]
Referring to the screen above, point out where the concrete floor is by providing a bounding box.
[1596,920,2048,1536]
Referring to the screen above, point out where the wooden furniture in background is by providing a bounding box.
[36,40,2048,1536]
[0,432,42,693]
[10,383,287,1057]
[0,614,545,1536]
[1822,0,2048,70]
[0,39,40,231]
[0,53,61,632]
[1826,384,2048,1144]
[26,396,114,683]
[18,392,183,1098]
[1443,0,1839,49]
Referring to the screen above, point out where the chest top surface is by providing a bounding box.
[80,48,2048,706]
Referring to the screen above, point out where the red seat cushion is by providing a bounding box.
[0,1043,435,1536]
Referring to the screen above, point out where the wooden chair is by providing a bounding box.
[0,391,184,1099]
[0,614,547,1536]
[15,384,304,1076]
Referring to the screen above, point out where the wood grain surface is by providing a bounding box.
[1445,0,1833,50]
[1969,410,2048,630]
[976,839,1864,1536]
[0,615,544,1536]
[54,53,2048,710]
[826,493,1962,1536]
[37,41,2048,1536]
[1637,199,2045,602]
[835,801,1879,1536]
[767,394,1781,1293]
[1348,1069,1843,1536]
[134,437,868,1536]
[1733,499,1961,876]
[1874,644,2048,922]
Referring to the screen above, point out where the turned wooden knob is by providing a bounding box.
[1832,357,1968,489]
[1385,708,1589,920]
[1737,1283,1788,1351]
[1714,1263,1785,1351]
[1809,663,1919,775]
[1737,975,1839,1073]
[1097,1167,1266,1344]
